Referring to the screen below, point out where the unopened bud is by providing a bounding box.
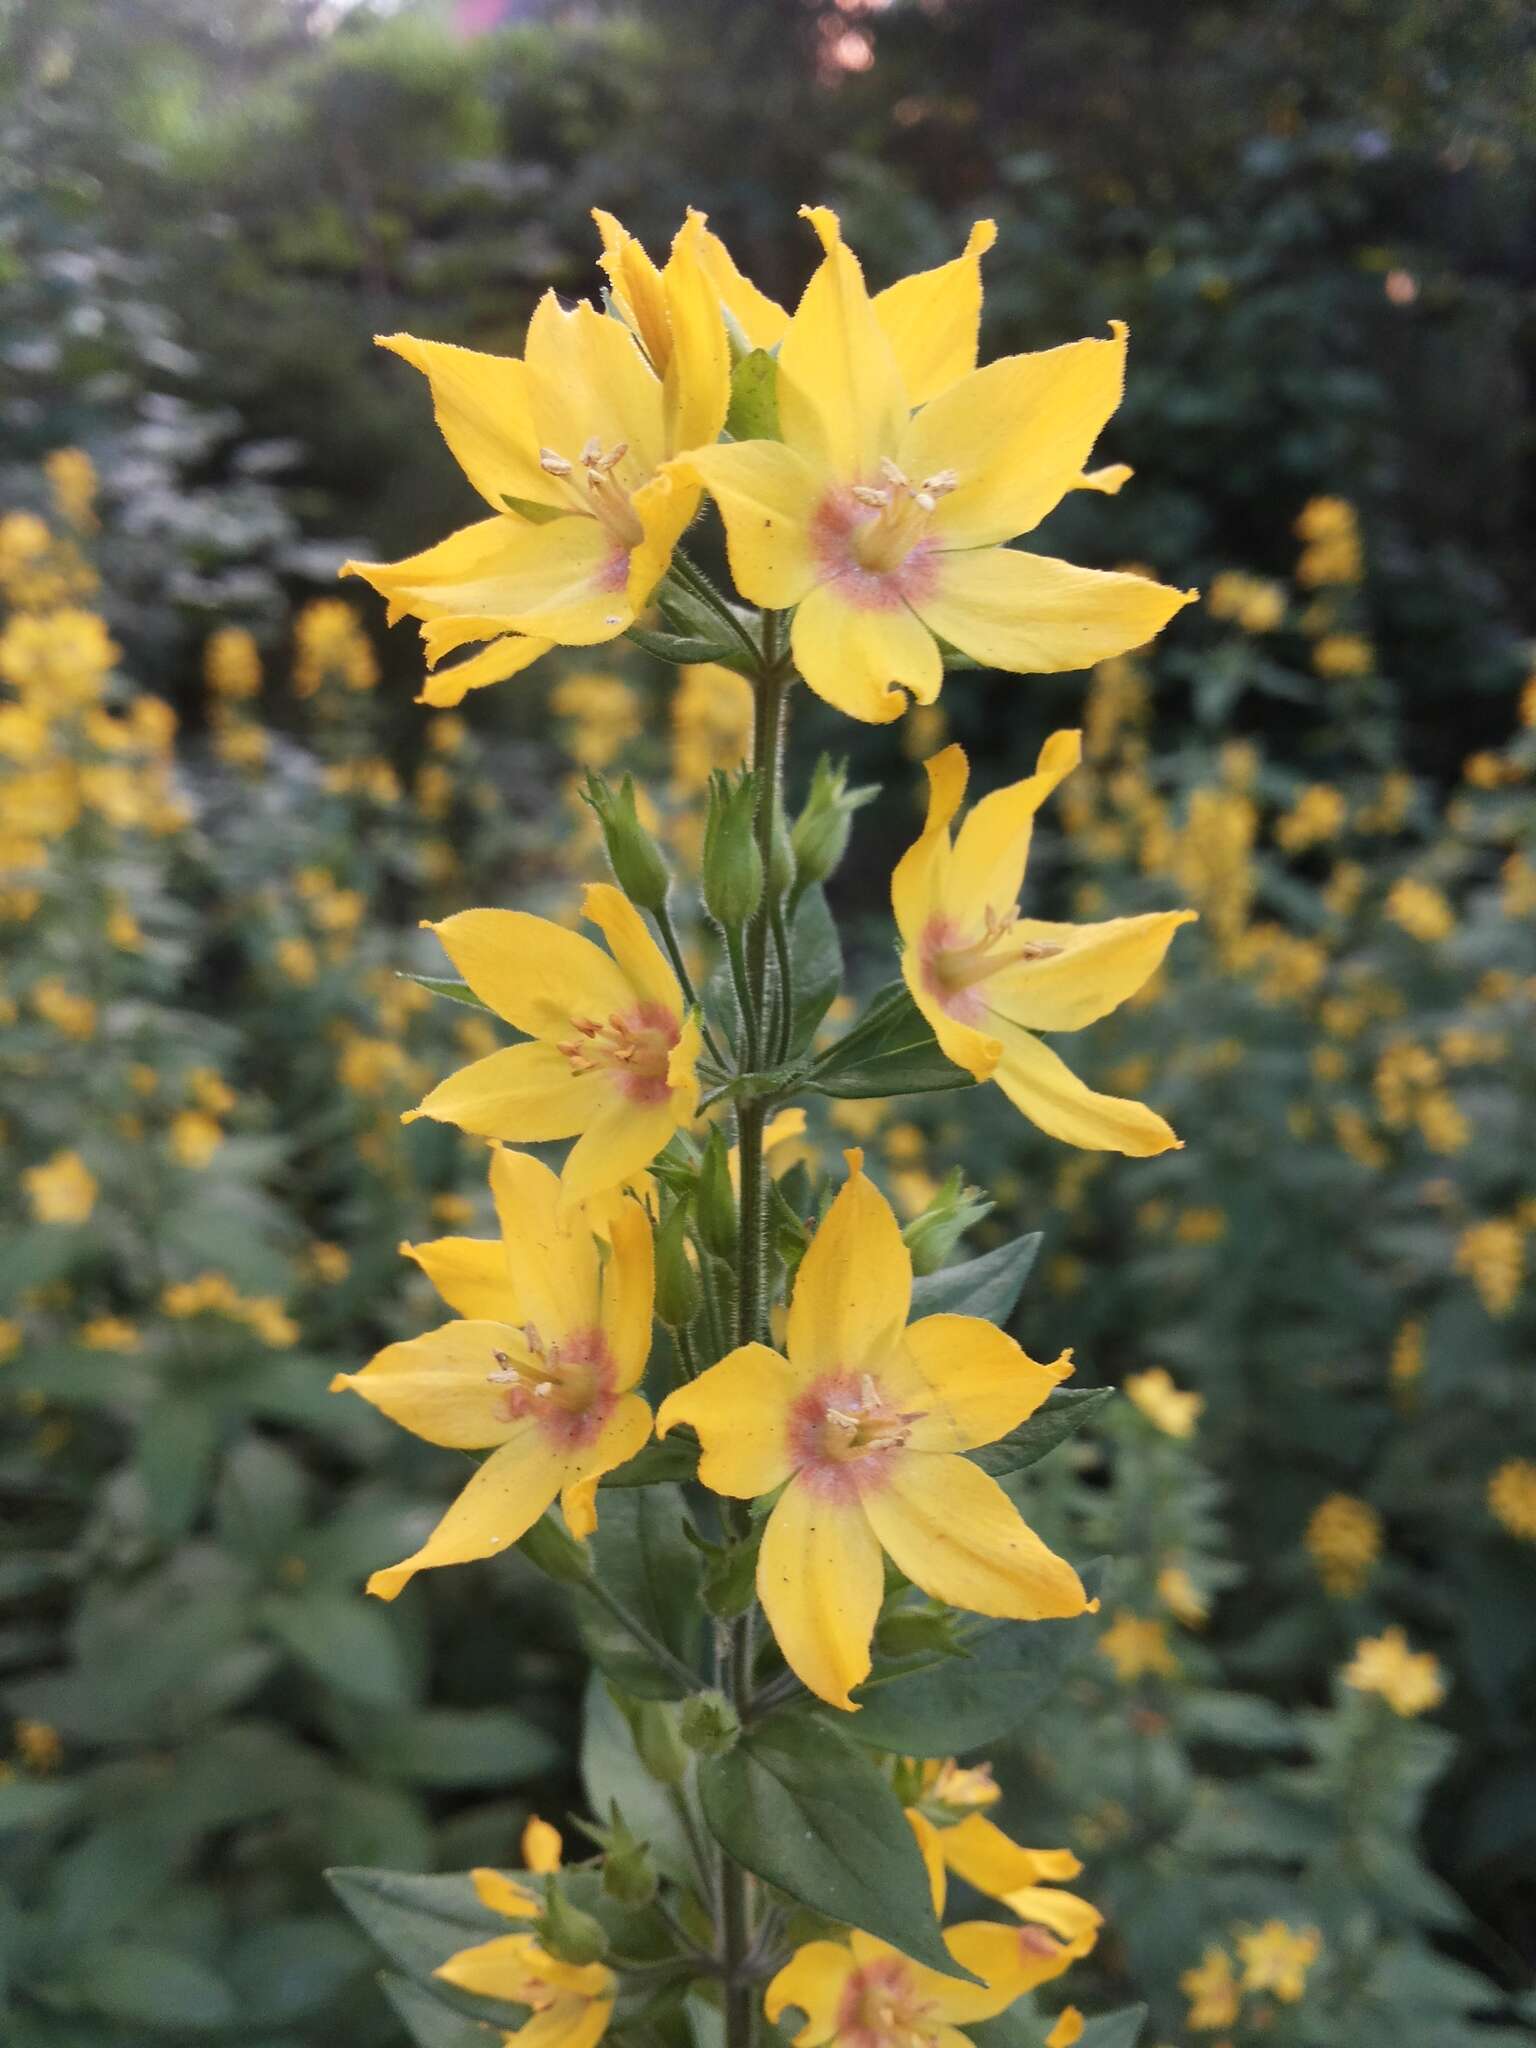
[695,1128,738,1261]
[581,771,670,914]
[901,1166,993,1277]
[654,1197,702,1330]
[791,755,877,895]
[679,1689,740,1758]
[598,1806,659,1908]
[703,770,763,930]
[611,1691,690,1786]
[536,1879,609,1967]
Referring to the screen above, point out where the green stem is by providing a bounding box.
[768,896,795,1064]
[726,927,758,1071]
[671,551,765,672]
[654,901,726,1068]
[578,1576,699,1693]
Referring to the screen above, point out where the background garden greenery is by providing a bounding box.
[1,0,1533,2042]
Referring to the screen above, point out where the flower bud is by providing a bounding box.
[694,1128,737,1261]
[598,1806,659,1908]
[679,1688,741,1758]
[654,1197,702,1330]
[581,771,670,914]
[517,1510,592,1584]
[536,1879,610,1967]
[703,770,763,931]
[901,1166,994,1277]
[791,755,876,894]
[768,802,795,901]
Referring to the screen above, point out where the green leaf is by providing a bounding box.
[500,493,569,524]
[65,1942,238,2027]
[628,623,740,666]
[136,1396,221,1539]
[910,1233,1042,1325]
[329,1869,523,2026]
[1078,2008,1147,2048]
[725,348,781,441]
[358,1708,561,1787]
[0,1779,81,1832]
[599,1437,700,1488]
[577,1486,705,1699]
[580,1674,694,1883]
[851,1563,1106,1752]
[810,984,972,1099]
[403,973,496,1013]
[787,886,843,1055]
[972,1388,1114,1479]
[698,1712,964,1978]
[382,1972,502,2048]
[261,1590,414,1710]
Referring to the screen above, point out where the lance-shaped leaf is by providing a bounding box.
[698,1713,969,1979]
[910,1232,1042,1324]
[810,983,973,1100]
[972,1387,1115,1480]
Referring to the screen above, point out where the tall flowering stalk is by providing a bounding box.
[330,206,1194,2048]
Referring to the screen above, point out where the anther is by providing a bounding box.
[852,485,890,508]
[539,448,573,476]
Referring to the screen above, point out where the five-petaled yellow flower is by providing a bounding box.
[894,733,1194,1155]
[406,883,702,1210]
[343,214,729,705]
[673,207,1193,723]
[331,1148,654,1599]
[437,1832,613,2048]
[656,1152,1091,1710]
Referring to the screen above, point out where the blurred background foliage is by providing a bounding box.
[1,0,1533,2042]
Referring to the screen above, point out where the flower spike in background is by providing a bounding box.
[656,1151,1092,1709]
[894,733,1195,1154]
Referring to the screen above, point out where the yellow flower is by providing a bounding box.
[1236,1921,1321,2002]
[1180,1945,1241,2030]
[275,936,319,985]
[1488,1459,1536,1543]
[343,215,729,706]
[894,737,1193,1155]
[169,1109,223,1169]
[31,977,96,1041]
[81,1316,141,1352]
[24,1150,98,1225]
[766,1921,1075,2048]
[1455,1218,1523,1318]
[674,209,1192,724]
[904,1797,1102,1973]
[656,1154,1089,1710]
[1389,1319,1424,1385]
[435,1862,614,2048]
[1305,1493,1381,1597]
[1275,783,1346,852]
[1157,1563,1209,1629]
[1311,631,1373,679]
[1206,569,1285,634]
[204,626,263,702]
[1123,1366,1203,1438]
[406,885,701,1210]
[1097,1613,1177,1681]
[0,1319,21,1363]
[46,448,97,532]
[1385,877,1454,942]
[332,1149,655,1599]
[1343,1627,1447,1717]
[14,1718,63,1772]
[293,597,378,696]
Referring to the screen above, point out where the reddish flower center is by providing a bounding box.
[557,999,679,1104]
[920,909,1063,1024]
[487,1323,616,1448]
[788,1370,925,1501]
[810,460,956,612]
[836,1957,940,2048]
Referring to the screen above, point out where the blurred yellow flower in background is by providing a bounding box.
[1342,1627,1446,1716]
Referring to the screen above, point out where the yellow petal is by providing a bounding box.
[400,1235,520,1322]
[342,516,521,624]
[1074,462,1133,495]
[1004,1885,1102,1946]
[906,1809,949,1916]
[689,209,790,351]
[459,513,633,646]
[560,1395,653,1538]
[757,1475,884,1710]
[862,1452,1089,1620]
[599,1195,656,1392]
[938,1815,1079,1900]
[523,1815,564,1872]
[779,207,907,481]
[514,1994,614,2048]
[843,1932,1015,2027]
[988,1019,1182,1156]
[940,1920,1081,2001]
[985,910,1196,1033]
[900,946,999,1085]
[873,220,997,406]
[435,1931,544,1999]
[1047,2009,1085,2048]
[428,908,632,1037]
[655,1342,803,1498]
[366,1428,575,1600]
[378,334,561,513]
[786,1150,912,1377]
[524,291,666,483]
[591,209,671,371]
[488,1146,600,1339]
[897,1315,1071,1453]
[899,327,1127,548]
[661,212,733,456]
[790,585,942,724]
[948,729,1083,914]
[471,1867,540,1919]
[764,1940,858,2047]
[626,468,699,615]
[407,1041,608,1143]
[418,632,550,706]
[330,1320,529,1449]
[422,613,522,665]
[559,1090,687,1214]
[580,883,682,1016]
[676,441,825,609]
[917,548,1196,676]
[890,743,966,985]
